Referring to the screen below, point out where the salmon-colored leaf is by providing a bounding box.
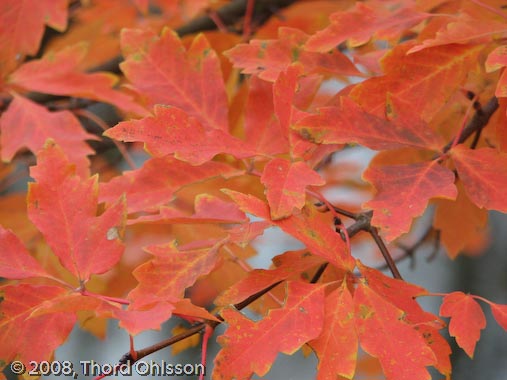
[305,3,429,51]
[223,190,354,270]
[244,75,289,155]
[273,64,301,134]
[224,27,360,82]
[310,282,357,380]
[440,292,486,358]
[485,45,507,73]
[0,0,67,74]
[225,221,271,248]
[408,14,507,54]
[490,302,507,331]
[120,28,228,131]
[128,240,223,308]
[363,161,457,241]
[216,250,325,306]
[99,156,242,213]
[132,194,247,225]
[0,284,76,366]
[0,95,97,176]
[355,282,436,380]
[28,292,118,319]
[214,281,326,379]
[433,180,488,258]
[295,96,442,150]
[417,325,452,377]
[27,142,126,282]
[358,262,437,324]
[350,42,482,121]
[261,158,324,220]
[173,298,220,322]
[8,44,145,115]
[117,302,176,335]
[0,227,49,279]
[105,105,255,164]
[485,45,507,97]
[451,145,507,212]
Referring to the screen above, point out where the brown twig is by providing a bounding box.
[120,280,284,364]
[369,227,403,280]
[442,96,499,153]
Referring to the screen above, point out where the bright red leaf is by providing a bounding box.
[0,284,76,366]
[261,157,325,220]
[305,2,429,51]
[433,180,488,258]
[244,75,289,155]
[440,292,486,358]
[223,190,354,270]
[8,44,145,115]
[224,27,360,81]
[486,45,507,73]
[417,325,452,378]
[451,145,507,212]
[99,156,242,213]
[214,281,326,379]
[0,226,50,280]
[105,105,255,165]
[363,161,457,241]
[0,95,97,176]
[408,13,507,54]
[490,302,507,331]
[117,302,176,335]
[120,28,229,131]
[310,281,357,380]
[350,42,482,121]
[354,282,437,380]
[295,95,442,151]
[0,0,68,74]
[128,239,223,308]
[273,64,301,134]
[358,262,438,324]
[132,194,247,225]
[485,45,507,97]
[216,250,325,306]
[27,142,126,282]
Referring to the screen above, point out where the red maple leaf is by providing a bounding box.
[28,141,126,282]
[214,281,326,379]
[440,292,486,358]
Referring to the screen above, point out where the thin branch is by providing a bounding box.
[120,323,210,364]
[449,93,479,151]
[120,280,284,364]
[377,225,438,271]
[73,108,137,170]
[310,210,375,284]
[442,96,499,154]
[369,227,403,280]
[310,263,329,283]
[243,0,256,40]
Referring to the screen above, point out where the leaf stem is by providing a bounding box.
[369,227,403,280]
[73,108,137,170]
[449,94,479,151]
[81,289,130,305]
[307,189,358,219]
[243,0,256,40]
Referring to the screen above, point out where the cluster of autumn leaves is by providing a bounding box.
[1,1,507,380]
